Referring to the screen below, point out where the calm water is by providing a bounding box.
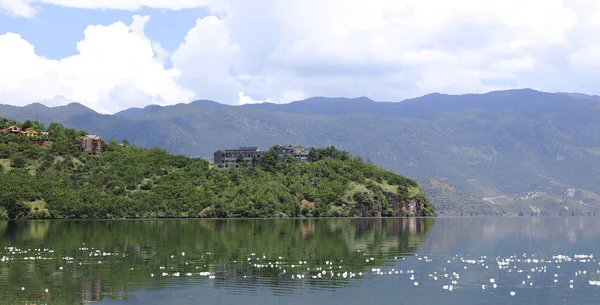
[1,218,600,304]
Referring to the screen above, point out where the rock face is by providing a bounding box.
[385,193,428,217]
[401,198,426,217]
[353,201,382,217]
[352,193,430,217]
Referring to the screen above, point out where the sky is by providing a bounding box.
[0,0,599,114]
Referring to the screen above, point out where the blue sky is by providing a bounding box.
[0,4,208,65]
[0,0,599,113]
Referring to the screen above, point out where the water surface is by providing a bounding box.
[1,218,599,304]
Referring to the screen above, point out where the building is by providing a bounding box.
[213,147,263,169]
[276,145,310,162]
[1,126,40,137]
[1,125,22,134]
[80,135,103,155]
[23,129,38,137]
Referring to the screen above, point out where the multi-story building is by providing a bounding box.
[213,145,313,170]
[80,135,103,155]
[276,145,310,162]
[213,147,263,170]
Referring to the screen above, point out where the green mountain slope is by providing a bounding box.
[0,119,433,219]
[2,89,600,215]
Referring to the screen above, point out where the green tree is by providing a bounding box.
[10,153,26,168]
[251,154,260,167]
[22,120,33,131]
[308,147,319,162]
[260,147,278,172]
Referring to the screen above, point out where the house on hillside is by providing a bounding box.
[213,146,263,170]
[80,135,103,155]
[23,129,38,137]
[0,126,40,137]
[1,126,22,134]
[276,145,310,162]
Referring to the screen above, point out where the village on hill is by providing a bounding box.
[2,120,331,168]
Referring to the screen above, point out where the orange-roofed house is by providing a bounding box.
[23,129,39,137]
[1,126,22,134]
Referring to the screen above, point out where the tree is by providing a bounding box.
[308,147,319,162]
[0,197,29,219]
[260,148,278,172]
[22,120,33,131]
[10,153,27,168]
[236,154,245,168]
[251,154,260,167]
[47,123,65,136]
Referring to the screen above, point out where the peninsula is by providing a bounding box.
[0,118,435,219]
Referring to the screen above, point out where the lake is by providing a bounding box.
[1,217,599,304]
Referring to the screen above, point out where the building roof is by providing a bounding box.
[238,146,260,151]
[278,145,309,152]
[214,147,261,154]
[81,135,102,140]
[1,126,21,132]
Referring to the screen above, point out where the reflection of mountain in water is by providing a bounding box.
[211,218,434,294]
[0,218,434,303]
[421,217,600,256]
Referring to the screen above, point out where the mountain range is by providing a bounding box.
[2,89,600,215]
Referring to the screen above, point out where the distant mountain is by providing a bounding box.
[2,89,600,215]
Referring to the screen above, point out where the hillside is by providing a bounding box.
[2,89,600,215]
[0,119,433,219]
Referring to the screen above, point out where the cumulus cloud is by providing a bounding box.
[167,0,588,103]
[250,0,579,97]
[0,15,193,113]
[170,16,241,104]
[3,0,600,112]
[237,92,273,105]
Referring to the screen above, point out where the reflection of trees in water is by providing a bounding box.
[0,218,435,302]
[81,279,102,302]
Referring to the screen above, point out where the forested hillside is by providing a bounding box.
[2,89,600,215]
[0,119,434,219]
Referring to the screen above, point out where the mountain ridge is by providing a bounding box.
[15,88,590,114]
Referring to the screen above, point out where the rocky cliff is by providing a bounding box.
[353,192,434,217]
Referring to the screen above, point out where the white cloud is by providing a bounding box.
[166,0,584,103]
[250,0,579,97]
[0,0,37,17]
[170,16,241,104]
[0,15,193,113]
[237,92,272,105]
[569,46,600,69]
